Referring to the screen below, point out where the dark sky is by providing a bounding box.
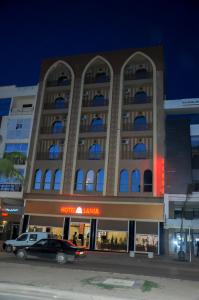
[0,0,199,99]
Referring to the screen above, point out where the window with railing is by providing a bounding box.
[44,170,51,190]
[85,170,95,192]
[48,145,61,160]
[131,169,141,192]
[33,169,42,190]
[119,169,128,192]
[143,169,152,192]
[133,143,147,159]
[74,169,84,191]
[88,143,102,160]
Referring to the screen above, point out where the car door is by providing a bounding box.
[15,233,29,246]
[47,239,63,260]
[27,239,49,259]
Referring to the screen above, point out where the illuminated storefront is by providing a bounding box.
[22,196,164,253]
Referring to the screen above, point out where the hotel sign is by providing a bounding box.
[60,206,101,216]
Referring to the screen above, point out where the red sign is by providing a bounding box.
[60,206,101,216]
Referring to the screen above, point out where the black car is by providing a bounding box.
[13,239,87,264]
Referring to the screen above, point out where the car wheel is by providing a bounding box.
[16,249,27,260]
[56,253,67,264]
[5,245,12,253]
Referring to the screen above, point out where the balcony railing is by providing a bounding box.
[124,71,153,81]
[123,96,152,105]
[121,151,152,160]
[80,124,107,133]
[77,151,105,160]
[10,107,34,115]
[122,123,152,131]
[3,153,26,165]
[82,98,108,107]
[84,75,110,84]
[36,152,63,160]
[46,80,71,87]
[40,127,66,134]
[0,184,22,192]
[43,102,69,110]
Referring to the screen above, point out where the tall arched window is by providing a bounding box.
[135,68,147,79]
[144,169,152,192]
[133,116,147,131]
[52,121,63,133]
[133,143,147,159]
[75,169,84,191]
[92,94,106,106]
[131,169,141,192]
[119,169,128,192]
[85,170,95,192]
[49,145,60,159]
[44,170,51,190]
[33,169,42,190]
[134,91,147,103]
[89,143,102,160]
[96,169,104,192]
[53,170,61,191]
[54,97,65,109]
[91,117,103,132]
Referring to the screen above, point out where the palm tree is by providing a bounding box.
[0,155,24,183]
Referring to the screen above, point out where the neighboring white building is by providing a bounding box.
[0,85,38,239]
[164,98,199,256]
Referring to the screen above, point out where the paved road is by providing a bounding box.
[0,251,199,281]
[0,252,199,300]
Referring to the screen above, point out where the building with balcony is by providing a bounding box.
[164,98,199,256]
[23,47,164,253]
[0,85,38,239]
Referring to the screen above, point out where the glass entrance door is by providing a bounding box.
[69,222,91,248]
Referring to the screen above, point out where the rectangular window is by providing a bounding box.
[7,118,31,139]
[5,143,28,155]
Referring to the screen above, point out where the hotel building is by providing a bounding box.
[23,47,165,253]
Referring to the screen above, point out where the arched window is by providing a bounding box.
[89,143,102,160]
[95,72,109,83]
[33,169,42,190]
[44,170,51,190]
[119,169,128,192]
[96,169,104,192]
[75,169,84,191]
[144,169,152,192]
[53,170,61,191]
[135,68,147,79]
[91,118,103,132]
[92,94,106,106]
[133,116,147,131]
[52,121,63,133]
[133,143,147,159]
[49,145,60,159]
[85,170,95,192]
[134,91,147,103]
[57,75,69,86]
[131,169,141,192]
[54,97,65,109]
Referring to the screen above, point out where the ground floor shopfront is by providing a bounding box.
[22,194,164,254]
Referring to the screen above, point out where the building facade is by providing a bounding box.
[0,85,38,239]
[164,98,199,256]
[23,47,165,253]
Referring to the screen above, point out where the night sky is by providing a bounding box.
[0,0,199,100]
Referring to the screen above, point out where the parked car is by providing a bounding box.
[13,238,87,264]
[3,232,52,252]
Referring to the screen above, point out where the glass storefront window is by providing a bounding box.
[135,234,158,253]
[28,226,63,239]
[96,230,127,252]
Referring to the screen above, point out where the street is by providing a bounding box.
[0,252,199,300]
